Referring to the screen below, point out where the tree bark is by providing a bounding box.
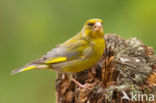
[55,34,156,103]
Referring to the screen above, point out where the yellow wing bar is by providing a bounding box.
[45,57,67,64]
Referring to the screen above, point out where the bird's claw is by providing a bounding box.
[71,78,96,91]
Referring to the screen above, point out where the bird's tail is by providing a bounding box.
[11,64,48,75]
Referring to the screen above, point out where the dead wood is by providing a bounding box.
[55,34,156,103]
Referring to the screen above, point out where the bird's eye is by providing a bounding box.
[88,22,94,26]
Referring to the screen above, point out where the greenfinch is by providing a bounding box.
[11,18,105,75]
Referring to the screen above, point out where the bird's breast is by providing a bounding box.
[90,38,105,57]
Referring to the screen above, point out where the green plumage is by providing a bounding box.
[11,18,105,74]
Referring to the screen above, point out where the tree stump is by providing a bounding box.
[55,34,156,103]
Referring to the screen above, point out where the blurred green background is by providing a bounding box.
[0,0,156,103]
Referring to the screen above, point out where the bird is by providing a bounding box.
[11,18,105,87]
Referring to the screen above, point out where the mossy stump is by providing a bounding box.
[55,34,156,103]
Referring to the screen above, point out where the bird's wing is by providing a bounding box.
[29,38,90,65]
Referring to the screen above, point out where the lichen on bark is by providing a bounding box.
[55,34,156,103]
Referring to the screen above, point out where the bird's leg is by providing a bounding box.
[69,73,96,90]
[70,73,86,88]
[71,78,96,90]
[71,78,84,88]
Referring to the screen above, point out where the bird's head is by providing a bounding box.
[81,18,104,38]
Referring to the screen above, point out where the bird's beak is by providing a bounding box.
[93,22,102,32]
